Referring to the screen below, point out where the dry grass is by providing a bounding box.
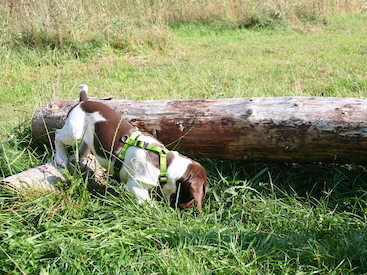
[0,0,365,51]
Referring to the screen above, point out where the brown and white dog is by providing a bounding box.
[54,85,207,211]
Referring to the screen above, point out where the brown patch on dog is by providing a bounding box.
[79,98,173,170]
[80,101,136,158]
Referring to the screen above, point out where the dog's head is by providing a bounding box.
[170,162,208,213]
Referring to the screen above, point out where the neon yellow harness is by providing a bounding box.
[114,130,170,184]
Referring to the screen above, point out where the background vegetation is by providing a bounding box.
[1,0,367,274]
[1,0,366,52]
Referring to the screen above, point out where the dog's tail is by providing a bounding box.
[78,84,89,102]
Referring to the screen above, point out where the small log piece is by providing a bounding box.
[1,155,107,191]
[32,97,367,163]
[2,163,61,191]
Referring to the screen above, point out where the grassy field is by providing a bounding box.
[1,0,367,274]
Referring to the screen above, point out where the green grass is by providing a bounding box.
[1,4,367,274]
[2,160,367,274]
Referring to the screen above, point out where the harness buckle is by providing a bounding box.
[159,174,168,184]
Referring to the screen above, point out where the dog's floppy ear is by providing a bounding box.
[172,163,207,213]
[78,84,89,102]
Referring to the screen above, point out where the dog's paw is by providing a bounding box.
[54,157,68,169]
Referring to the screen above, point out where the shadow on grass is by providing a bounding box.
[199,158,367,273]
[204,158,367,212]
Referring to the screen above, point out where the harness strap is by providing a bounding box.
[114,130,170,184]
[119,130,143,159]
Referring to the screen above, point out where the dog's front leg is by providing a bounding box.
[125,179,152,205]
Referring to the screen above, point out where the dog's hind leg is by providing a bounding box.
[78,141,90,159]
[54,129,71,168]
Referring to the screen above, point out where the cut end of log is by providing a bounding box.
[1,155,108,193]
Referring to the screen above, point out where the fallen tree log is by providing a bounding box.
[32,97,367,163]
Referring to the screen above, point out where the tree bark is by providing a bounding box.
[32,97,367,163]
